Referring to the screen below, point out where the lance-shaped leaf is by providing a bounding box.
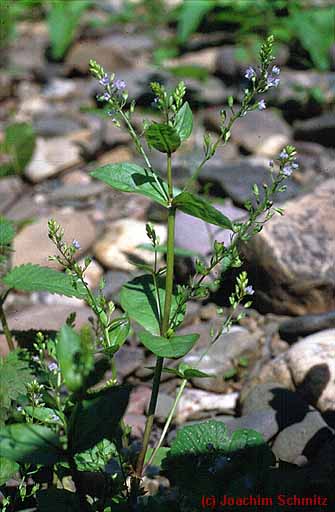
[91,162,169,207]
[174,102,193,141]
[173,192,233,230]
[0,217,15,246]
[0,456,19,486]
[105,315,130,356]
[0,424,64,465]
[120,274,185,335]
[2,264,87,299]
[138,331,199,358]
[145,123,181,154]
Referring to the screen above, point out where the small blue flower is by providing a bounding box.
[48,362,58,372]
[99,74,110,87]
[102,91,111,101]
[271,65,281,76]
[72,239,81,250]
[291,161,299,170]
[279,149,289,160]
[267,75,280,88]
[114,78,126,91]
[245,285,255,295]
[245,66,256,80]
[50,414,60,422]
[258,99,266,110]
[282,163,293,176]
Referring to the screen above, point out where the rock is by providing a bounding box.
[48,182,106,206]
[0,177,24,214]
[275,70,335,106]
[65,40,133,74]
[94,219,167,271]
[175,199,245,257]
[6,194,42,222]
[215,45,246,78]
[230,109,292,156]
[272,409,333,464]
[241,180,335,315]
[97,146,133,166]
[103,270,132,302]
[13,211,96,268]
[279,311,335,343]
[114,346,144,379]
[154,393,175,423]
[0,304,92,356]
[286,330,335,414]
[42,78,78,101]
[225,410,280,442]
[199,156,301,206]
[32,112,84,138]
[294,113,335,148]
[166,48,218,73]
[183,327,260,392]
[7,22,47,74]
[123,413,146,438]
[256,353,295,390]
[176,388,238,424]
[78,259,103,289]
[185,76,233,105]
[126,386,151,416]
[103,122,131,147]
[24,137,82,182]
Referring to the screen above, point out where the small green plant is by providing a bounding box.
[0,122,36,178]
[0,37,306,511]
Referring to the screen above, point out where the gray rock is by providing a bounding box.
[279,311,335,343]
[32,113,83,137]
[114,346,144,380]
[241,179,335,315]
[184,326,260,392]
[275,70,335,106]
[272,409,333,464]
[199,157,301,206]
[0,177,24,214]
[221,409,280,442]
[103,270,132,302]
[154,393,175,423]
[294,113,335,148]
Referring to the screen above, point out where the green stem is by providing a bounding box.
[144,379,187,471]
[0,302,14,352]
[135,153,176,478]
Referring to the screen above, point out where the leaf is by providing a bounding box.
[91,162,169,207]
[68,386,129,453]
[23,406,61,424]
[3,264,87,299]
[0,456,19,485]
[177,0,216,43]
[145,123,181,154]
[0,122,36,176]
[74,439,117,472]
[37,488,81,512]
[120,274,185,335]
[138,331,198,359]
[57,325,94,392]
[174,102,193,142]
[0,217,15,246]
[47,0,91,61]
[0,424,64,465]
[0,350,33,426]
[145,447,170,468]
[173,192,233,230]
[178,363,214,379]
[106,315,130,355]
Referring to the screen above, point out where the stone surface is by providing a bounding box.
[0,177,24,214]
[65,40,133,74]
[0,304,91,356]
[13,211,96,268]
[184,326,260,392]
[294,113,335,148]
[220,409,280,442]
[94,219,167,271]
[272,409,333,464]
[275,70,335,106]
[241,180,335,315]
[154,392,175,423]
[279,311,335,343]
[176,388,238,424]
[24,137,82,182]
[175,199,245,257]
[114,345,144,379]
[199,156,301,206]
[166,47,218,73]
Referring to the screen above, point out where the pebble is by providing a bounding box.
[94,219,167,271]
[0,177,24,214]
[279,311,335,343]
[176,388,238,424]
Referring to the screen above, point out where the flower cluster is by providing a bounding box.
[89,60,127,106]
[278,146,299,176]
[245,64,280,89]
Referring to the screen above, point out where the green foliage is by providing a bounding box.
[0,122,36,177]
[163,420,273,505]
[177,0,216,43]
[2,264,87,299]
[23,406,61,424]
[173,102,193,142]
[57,325,94,392]
[138,331,199,359]
[68,386,129,453]
[162,362,213,379]
[0,350,33,426]
[91,163,170,207]
[0,217,15,247]
[0,456,19,485]
[106,315,130,355]
[74,439,117,472]
[47,0,91,61]
[0,423,64,465]
[173,192,233,229]
[120,274,185,335]
[145,123,181,154]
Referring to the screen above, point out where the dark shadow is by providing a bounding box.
[297,363,331,408]
[269,387,309,431]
